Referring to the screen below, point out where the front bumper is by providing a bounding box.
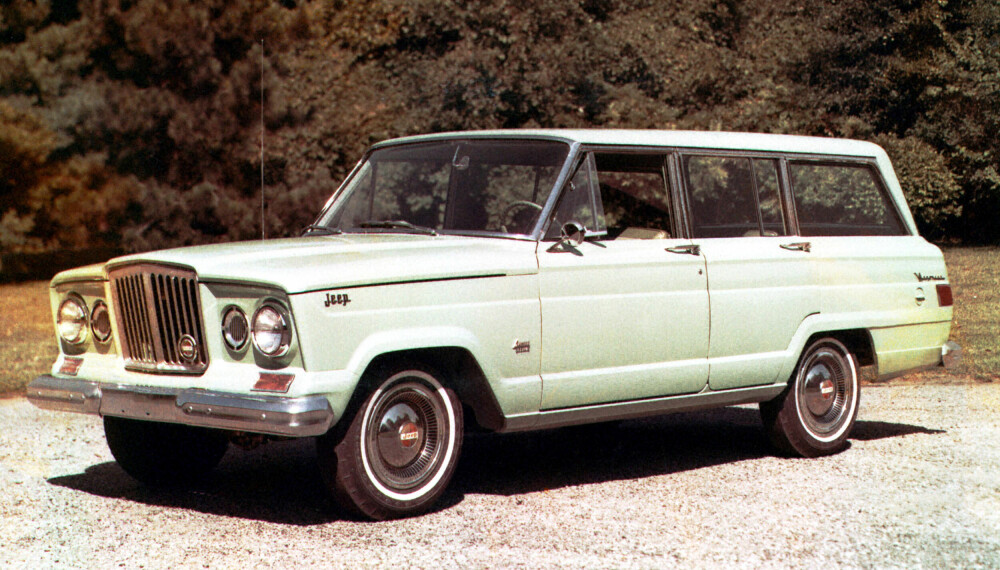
[27,375,336,437]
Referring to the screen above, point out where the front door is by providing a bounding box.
[537,151,710,410]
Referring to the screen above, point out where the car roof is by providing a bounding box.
[373,129,885,159]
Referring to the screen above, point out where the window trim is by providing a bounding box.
[320,140,914,243]
[540,145,680,242]
[679,152,786,239]
[786,157,910,238]
[676,149,796,239]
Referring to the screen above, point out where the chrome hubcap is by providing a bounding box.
[365,380,445,491]
[376,403,426,468]
[804,364,836,416]
[796,346,854,437]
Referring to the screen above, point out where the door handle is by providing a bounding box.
[666,244,701,256]
[780,242,812,253]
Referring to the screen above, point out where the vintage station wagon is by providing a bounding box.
[28,130,958,519]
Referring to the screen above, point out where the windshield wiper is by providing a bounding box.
[358,220,438,236]
[301,224,344,236]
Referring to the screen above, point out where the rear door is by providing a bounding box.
[680,153,818,390]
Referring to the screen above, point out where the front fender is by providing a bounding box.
[343,326,496,382]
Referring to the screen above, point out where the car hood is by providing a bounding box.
[100,235,540,294]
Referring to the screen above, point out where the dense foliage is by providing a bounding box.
[0,0,997,253]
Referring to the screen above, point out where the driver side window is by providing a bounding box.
[546,151,673,240]
[594,153,672,240]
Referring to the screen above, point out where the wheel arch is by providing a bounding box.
[802,329,875,369]
[778,321,877,387]
[357,347,505,433]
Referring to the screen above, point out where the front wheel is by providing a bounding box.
[318,363,463,520]
[104,416,229,486]
[760,337,860,457]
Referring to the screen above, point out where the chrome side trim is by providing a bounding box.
[27,375,335,437]
[500,384,786,433]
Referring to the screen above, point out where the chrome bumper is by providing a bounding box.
[27,375,336,437]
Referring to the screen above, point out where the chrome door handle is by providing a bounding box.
[780,242,811,253]
[666,244,701,256]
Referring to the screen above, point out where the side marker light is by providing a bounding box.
[253,372,295,393]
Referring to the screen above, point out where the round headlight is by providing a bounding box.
[91,300,112,343]
[57,296,88,345]
[252,304,291,357]
[222,307,249,351]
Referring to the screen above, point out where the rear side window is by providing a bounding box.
[684,156,787,238]
[789,162,906,236]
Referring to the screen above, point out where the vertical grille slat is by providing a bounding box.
[153,275,176,364]
[134,275,155,363]
[134,275,155,362]
[169,276,185,364]
[119,274,153,363]
[109,264,208,374]
[176,277,196,360]
[171,277,187,363]
[187,279,206,361]
[114,280,131,360]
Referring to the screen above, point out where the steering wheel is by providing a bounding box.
[500,200,543,234]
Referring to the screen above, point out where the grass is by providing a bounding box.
[0,248,996,397]
[0,280,58,397]
[934,247,1000,381]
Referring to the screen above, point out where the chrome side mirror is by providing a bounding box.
[560,221,586,246]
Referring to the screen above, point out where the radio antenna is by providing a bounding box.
[260,38,266,240]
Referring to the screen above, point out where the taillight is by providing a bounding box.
[936,284,953,307]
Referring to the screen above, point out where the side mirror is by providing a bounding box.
[560,221,586,246]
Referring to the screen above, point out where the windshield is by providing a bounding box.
[318,139,571,237]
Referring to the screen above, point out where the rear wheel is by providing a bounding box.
[318,363,463,520]
[104,416,229,486]
[760,337,860,457]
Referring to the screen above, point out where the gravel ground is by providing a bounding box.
[1,382,998,569]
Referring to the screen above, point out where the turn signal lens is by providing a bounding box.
[57,297,88,345]
[936,284,954,307]
[222,307,250,350]
[252,304,291,357]
[253,372,295,393]
[91,300,112,343]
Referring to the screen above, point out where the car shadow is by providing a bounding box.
[48,438,335,525]
[46,406,944,525]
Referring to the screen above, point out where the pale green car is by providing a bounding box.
[28,130,957,519]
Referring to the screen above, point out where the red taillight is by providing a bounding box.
[936,284,953,307]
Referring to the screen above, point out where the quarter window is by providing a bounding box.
[789,162,906,236]
[754,159,785,236]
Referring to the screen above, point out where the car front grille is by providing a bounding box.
[108,264,208,374]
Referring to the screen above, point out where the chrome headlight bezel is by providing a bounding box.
[90,300,112,344]
[222,306,250,351]
[251,303,292,357]
[57,295,89,345]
